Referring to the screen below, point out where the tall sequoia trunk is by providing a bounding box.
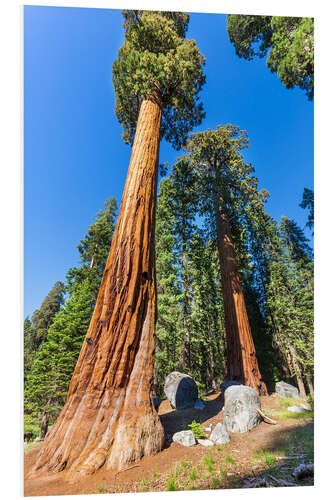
[213,191,267,395]
[32,97,165,477]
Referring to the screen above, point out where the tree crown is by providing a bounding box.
[112,10,206,149]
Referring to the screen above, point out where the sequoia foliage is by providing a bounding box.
[227,15,314,99]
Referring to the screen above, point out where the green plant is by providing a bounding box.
[263,450,276,466]
[225,455,235,465]
[153,471,159,478]
[172,464,180,478]
[279,397,295,409]
[181,458,189,470]
[210,476,221,488]
[97,484,106,493]
[277,410,314,420]
[251,451,261,463]
[189,420,206,439]
[139,479,147,492]
[203,454,215,473]
[189,468,197,481]
[216,444,222,452]
[166,477,177,491]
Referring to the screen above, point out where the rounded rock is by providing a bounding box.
[164,371,198,410]
[224,385,261,433]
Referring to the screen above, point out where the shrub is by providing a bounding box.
[188,420,206,439]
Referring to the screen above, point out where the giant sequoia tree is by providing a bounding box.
[182,125,268,394]
[32,10,205,476]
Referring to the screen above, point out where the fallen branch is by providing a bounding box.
[268,475,297,487]
[114,464,140,479]
[256,407,278,425]
[276,455,306,460]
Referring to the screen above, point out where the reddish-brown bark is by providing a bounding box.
[31,97,165,477]
[214,193,268,395]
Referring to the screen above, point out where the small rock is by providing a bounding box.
[287,406,309,413]
[210,422,230,444]
[194,398,205,410]
[275,381,300,399]
[172,430,196,447]
[197,439,214,446]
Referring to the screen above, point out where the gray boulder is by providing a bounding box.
[194,398,205,410]
[224,385,261,433]
[164,371,198,410]
[172,430,196,447]
[210,422,230,444]
[287,406,309,413]
[275,381,300,399]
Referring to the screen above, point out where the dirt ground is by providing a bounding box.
[24,392,314,496]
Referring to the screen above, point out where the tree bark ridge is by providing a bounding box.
[31,98,165,477]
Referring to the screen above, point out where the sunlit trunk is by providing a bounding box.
[31,97,165,477]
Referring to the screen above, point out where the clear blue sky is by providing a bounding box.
[24,5,314,318]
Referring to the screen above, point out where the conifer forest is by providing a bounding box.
[24,7,314,495]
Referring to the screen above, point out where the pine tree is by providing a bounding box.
[179,124,268,394]
[24,281,65,380]
[227,15,314,99]
[154,177,182,395]
[266,217,314,397]
[33,10,205,476]
[24,280,95,438]
[168,158,199,372]
[29,281,65,350]
[25,199,118,438]
[187,234,226,391]
[24,316,34,381]
[300,187,314,234]
[66,197,117,300]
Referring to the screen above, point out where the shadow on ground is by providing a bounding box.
[159,392,224,447]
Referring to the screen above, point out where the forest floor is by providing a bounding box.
[24,392,314,496]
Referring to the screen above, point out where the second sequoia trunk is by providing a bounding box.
[214,192,267,395]
[31,97,165,477]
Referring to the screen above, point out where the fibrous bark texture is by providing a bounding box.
[214,195,268,395]
[32,98,165,477]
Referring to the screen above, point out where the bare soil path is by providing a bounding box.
[24,393,314,496]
